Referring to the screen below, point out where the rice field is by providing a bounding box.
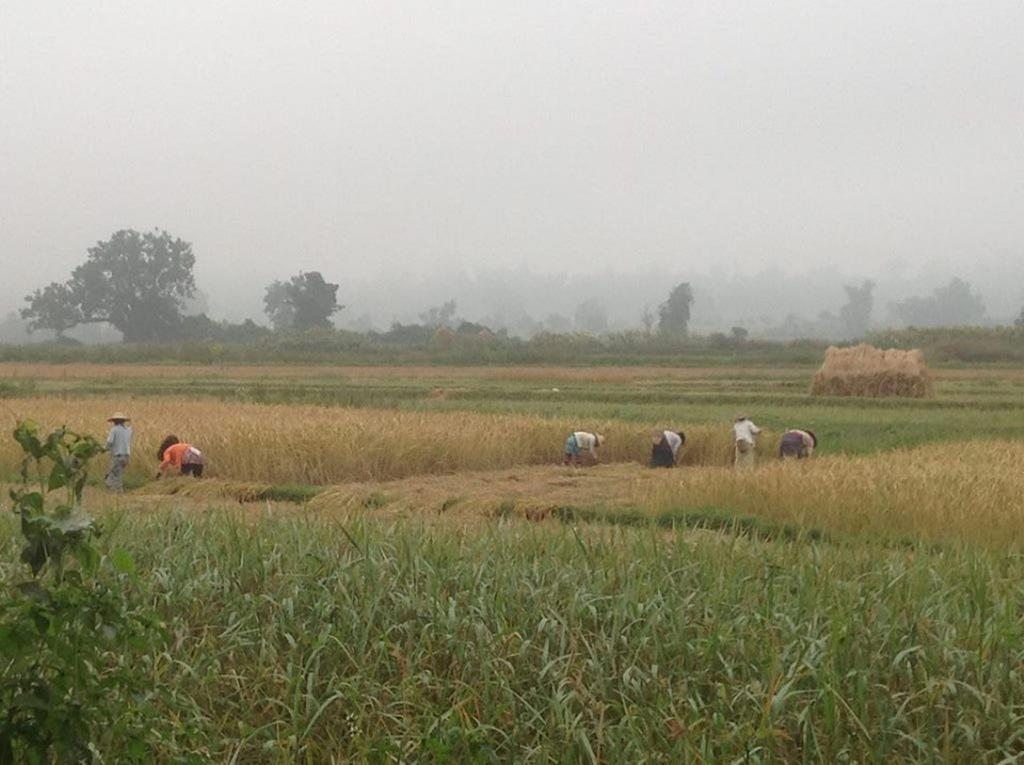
[2,361,1024,761]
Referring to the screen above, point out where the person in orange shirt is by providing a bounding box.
[155,435,205,478]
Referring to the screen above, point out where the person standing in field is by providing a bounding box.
[650,430,686,468]
[104,412,133,492]
[155,435,205,479]
[732,414,761,471]
[779,429,816,459]
[563,431,605,466]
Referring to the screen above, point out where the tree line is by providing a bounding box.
[18,228,1017,344]
[22,229,344,342]
[20,229,697,343]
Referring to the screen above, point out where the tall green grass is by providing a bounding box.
[3,509,1021,761]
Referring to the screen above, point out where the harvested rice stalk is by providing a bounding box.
[810,343,933,398]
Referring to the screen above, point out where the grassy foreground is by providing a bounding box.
[2,510,1021,762]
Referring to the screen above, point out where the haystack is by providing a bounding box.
[810,343,933,398]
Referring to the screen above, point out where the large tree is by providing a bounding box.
[264,271,341,331]
[838,280,875,338]
[22,229,196,342]
[657,282,694,337]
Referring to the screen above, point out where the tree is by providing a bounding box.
[1015,306,1024,328]
[890,278,986,327]
[21,283,82,338]
[838,280,875,338]
[419,300,458,328]
[658,282,694,336]
[544,313,572,333]
[22,229,196,342]
[263,281,294,331]
[263,271,341,331]
[574,299,609,334]
[640,305,655,336]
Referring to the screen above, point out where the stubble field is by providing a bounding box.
[2,361,1024,762]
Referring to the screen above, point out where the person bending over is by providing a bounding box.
[155,435,205,479]
[563,431,605,466]
[779,429,817,459]
[650,430,686,468]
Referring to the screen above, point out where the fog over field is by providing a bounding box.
[1,1,1022,334]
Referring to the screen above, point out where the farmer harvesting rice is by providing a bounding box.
[732,414,761,471]
[104,412,133,492]
[650,430,686,468]
[779,429,817,459]
[155,435,205,479]
[563,431,605,466]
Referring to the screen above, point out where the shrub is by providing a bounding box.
[0,422,158,761]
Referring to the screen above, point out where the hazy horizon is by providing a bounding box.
[2,1,1022,329]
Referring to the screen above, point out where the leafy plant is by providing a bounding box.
[0,421,156,763]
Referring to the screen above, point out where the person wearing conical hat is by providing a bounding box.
[563,431,605,466]
[732,414,761,471]
[104,412,133,492]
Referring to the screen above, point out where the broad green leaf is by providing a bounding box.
[53,509,95,535]
[20,540,46,576]
[48,462,69,491]
[73,542,100,574]
[110,547,137,575]
[13,420,42,458]
[32,612,50,634]
[15,581,51,604]
[15,492,44,514]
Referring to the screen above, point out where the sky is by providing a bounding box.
[1,0,1022,323]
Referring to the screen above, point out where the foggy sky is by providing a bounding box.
[2,1,1022,322]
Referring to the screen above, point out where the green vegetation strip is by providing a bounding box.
[2,510,1020,761]
[551,503,831,543]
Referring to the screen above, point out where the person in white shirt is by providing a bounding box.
[650,430,686,468]
[104,412,133,492]
[563,431,605,466]
[732,414,761,470]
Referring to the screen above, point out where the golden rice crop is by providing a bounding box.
[316,440,1024,546]
[810,343,933,398]
[643,440,1024,545]
[0,396,776,484]
[126,440,1024,548]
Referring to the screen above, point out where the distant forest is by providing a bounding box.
[3,228,1023,354]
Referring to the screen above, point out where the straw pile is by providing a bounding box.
[810,343,933,398]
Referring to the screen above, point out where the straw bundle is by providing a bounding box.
[810,343,933,398]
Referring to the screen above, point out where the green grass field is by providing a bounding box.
[2,361,1024,762]
[4,510,1024,762]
